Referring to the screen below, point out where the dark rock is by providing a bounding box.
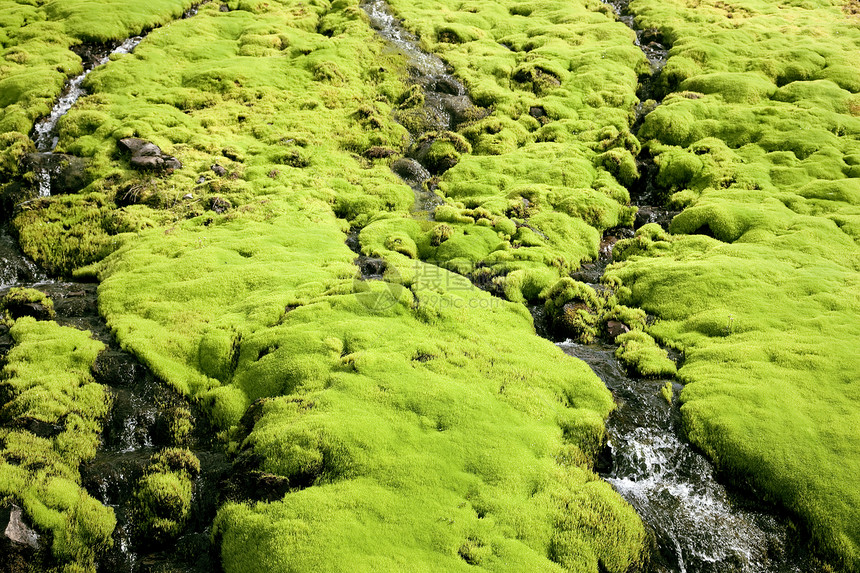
[119,138,181,172]
[432,75,463,96]
[211,164,227,176]
[1,506,40,549]
[391,158,430,186]
[435,94,485,127]
[363,146,397,159]
[599,235,618,259]
[0,181,37,220]
[92,350,143,387]
[163,157,182,170]
[2,300,52,321]
[639,28,663,45]
[634,206,678,230]
[606,320,631,340]
[219,4,230,11]
[16,417,64,438]
[209,197,231,214]
[118,138,153,155]
[22,153,92,195]
[130,155,163,169]
[356,256,387,278]
[529,106,546,118]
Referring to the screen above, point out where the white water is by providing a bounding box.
[362,0,448,77]
[31,36,142,196]
[558,341,805,572]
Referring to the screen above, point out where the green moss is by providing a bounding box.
[132,448,198,543]
[0,287,55,324]
[1,0,658,568]
[660,381,673,404]
[611,0,860,565]
[0,318,113,570]
[614,331,677,378]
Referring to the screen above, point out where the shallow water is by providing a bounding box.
[559,341,810,572]
[29,2,205,197]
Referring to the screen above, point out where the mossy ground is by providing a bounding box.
[604,0,860,568]
[362,0,645,299]
[5,0,858,569]
[2,0,649,570]
[0,314,113,572]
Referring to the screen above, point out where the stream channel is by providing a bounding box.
[362,0,818,571]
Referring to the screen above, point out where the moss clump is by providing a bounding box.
[614,331,677,378]
[0,287,55,324]
[132,448,199,544]
[0,318,113,571]
[4,0,652,569]
[661,381,673,404]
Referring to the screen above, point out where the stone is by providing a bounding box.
[606,320,631,339]
[599,235,618,259]
[209,197,232,214]
[2,506,40,549]
[211,164,227,176]
[391,158,430,185]
[119,138,181,172]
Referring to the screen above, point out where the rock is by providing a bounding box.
[130,155,163,169]
[634,206,678,230]
[2,506,40,549]
[529,106,546,119]
[639,28,663,45]
[182,193,193,200]
[209,197,232,214]
[606,320,631,340]
[219,4,230,11]
[432,75,462,96]
[17,417,64,438]
[119,138,182,171]
[363,146,397,159]
[211,164,227,176]
[390,158,430,186]
[163,157,182,170]
[92,349,143,386]
[22,153,92,195]
[118,138,153,155]
[2,300,52,321]
[599,236,618,259]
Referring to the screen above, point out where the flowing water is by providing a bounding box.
[0,223,227,572]
[29,2,205,197]
[361,2,816,571]
[5,6,226,570]
[558,341,811,572]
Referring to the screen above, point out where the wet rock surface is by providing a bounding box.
[0,224,227,572]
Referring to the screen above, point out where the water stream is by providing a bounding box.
[29,3,204,197]
[361,2,816,571]
[5,6,226,570]
[559,341,811,572]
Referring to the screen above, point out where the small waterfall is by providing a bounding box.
[559,341,809,572]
